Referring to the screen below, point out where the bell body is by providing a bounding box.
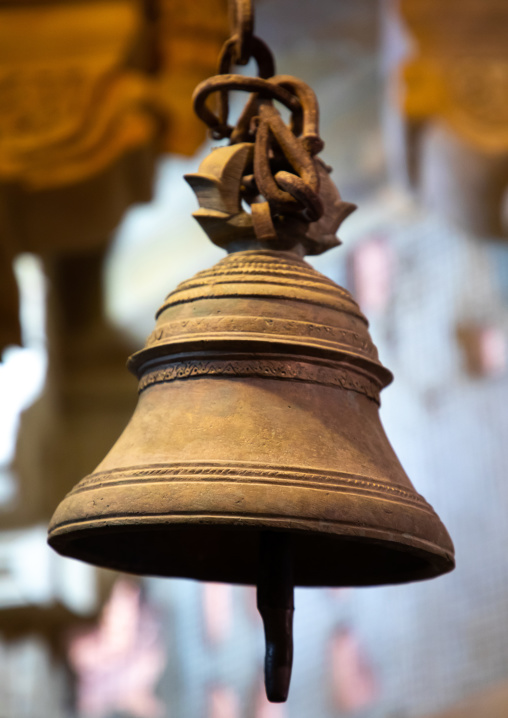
[48,249,454,586]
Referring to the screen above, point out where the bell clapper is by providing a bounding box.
[257,531,294,703]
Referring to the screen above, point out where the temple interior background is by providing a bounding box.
[2,0,508,716]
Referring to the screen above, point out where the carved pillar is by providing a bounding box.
[0,0,228,525]
[385,0,508,237]
[0,0,228,353]
[0,9,227,710]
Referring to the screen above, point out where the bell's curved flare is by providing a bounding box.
[48,249,454,586]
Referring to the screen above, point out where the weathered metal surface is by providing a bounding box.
[48,244,455,699]
[386,0,508,238]
[48,241,454,584]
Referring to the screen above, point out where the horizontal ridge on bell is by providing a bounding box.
[48,247,454,588]
[129,250,392,385]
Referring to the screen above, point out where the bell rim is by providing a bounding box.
[48,456,454,588]
[48,515,455,587]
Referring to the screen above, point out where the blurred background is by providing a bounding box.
[2,0,508,716]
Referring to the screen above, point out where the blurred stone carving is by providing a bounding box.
[386,0,508,237]
[0,0,228,353]
[0,0,227,191]
[0,0,228,529]
[0,2,150,189]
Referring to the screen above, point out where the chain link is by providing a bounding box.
[228,0,254,65]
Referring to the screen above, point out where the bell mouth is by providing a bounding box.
[47,247,455,590]
[48,521,454,587]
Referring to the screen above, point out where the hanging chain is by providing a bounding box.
[191,0,355,248]
[227,0,254,66]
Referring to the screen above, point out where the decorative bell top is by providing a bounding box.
[130,248,392,406]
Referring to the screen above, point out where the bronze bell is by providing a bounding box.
[48,180,454,700]
[48,8,454,702]
[48,240,454,585]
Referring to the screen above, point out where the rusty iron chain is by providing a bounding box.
[192,0,329,241]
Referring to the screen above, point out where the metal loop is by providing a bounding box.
[193,75,301,136]
[228,0,254,65]
[254,102,320,216]
[274,172,323,222]
[272,76,324,155]
[218,35,275,79]
[229,93,261,144]
[215,36,276,135]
